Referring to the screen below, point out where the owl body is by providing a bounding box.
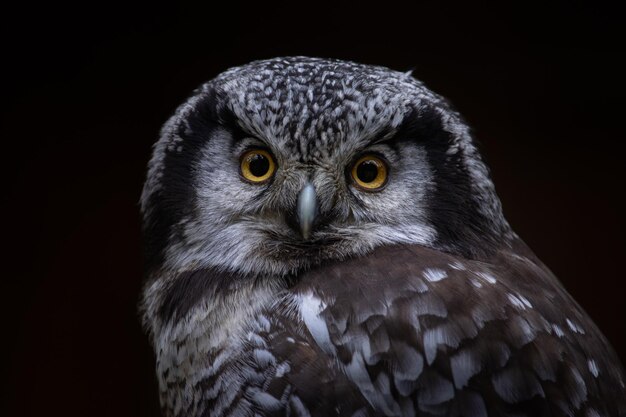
[140,57,625,417]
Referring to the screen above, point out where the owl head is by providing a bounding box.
[141,57,512,278]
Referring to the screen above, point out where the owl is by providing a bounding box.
[139,57,625,417]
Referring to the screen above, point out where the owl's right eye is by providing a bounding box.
[240,149,277,183]
[350,154,388,191]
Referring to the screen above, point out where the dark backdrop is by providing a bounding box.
[2,2,624,416]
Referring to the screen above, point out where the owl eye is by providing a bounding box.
[240,149,276,183]
[350,154,388,191]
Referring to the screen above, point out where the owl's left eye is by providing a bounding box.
[240,149,277,183]
[350,154,388,191]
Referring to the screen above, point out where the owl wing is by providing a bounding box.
[251,243,626,417]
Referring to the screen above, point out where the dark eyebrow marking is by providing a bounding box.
[228,120,252,143]
[365,106,442,148]
[366,126,397,146]
[214,104,253,143]
[188,87,255,144]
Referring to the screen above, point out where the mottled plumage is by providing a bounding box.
[140,57,625,417]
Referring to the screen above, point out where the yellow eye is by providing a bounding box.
[350,154,388,191]
[240,149,276,183]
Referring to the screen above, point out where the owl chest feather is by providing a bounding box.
[150,275,285,417]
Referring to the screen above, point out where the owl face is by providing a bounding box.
[141,57,512,277]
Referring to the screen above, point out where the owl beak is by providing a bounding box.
[297,182,317,240]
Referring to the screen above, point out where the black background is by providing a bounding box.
[2,2,625,416]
